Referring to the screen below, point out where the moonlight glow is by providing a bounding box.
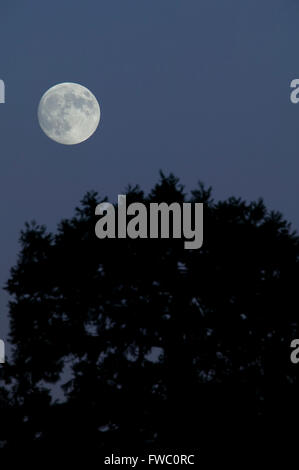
[37,82,100,145]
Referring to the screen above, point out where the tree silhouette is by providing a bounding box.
[1,172,299,460]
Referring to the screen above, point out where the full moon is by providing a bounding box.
[37,82,101,145]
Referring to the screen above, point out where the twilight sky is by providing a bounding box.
[1,0,299,340]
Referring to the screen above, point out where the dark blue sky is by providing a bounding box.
[1,0,299,339]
